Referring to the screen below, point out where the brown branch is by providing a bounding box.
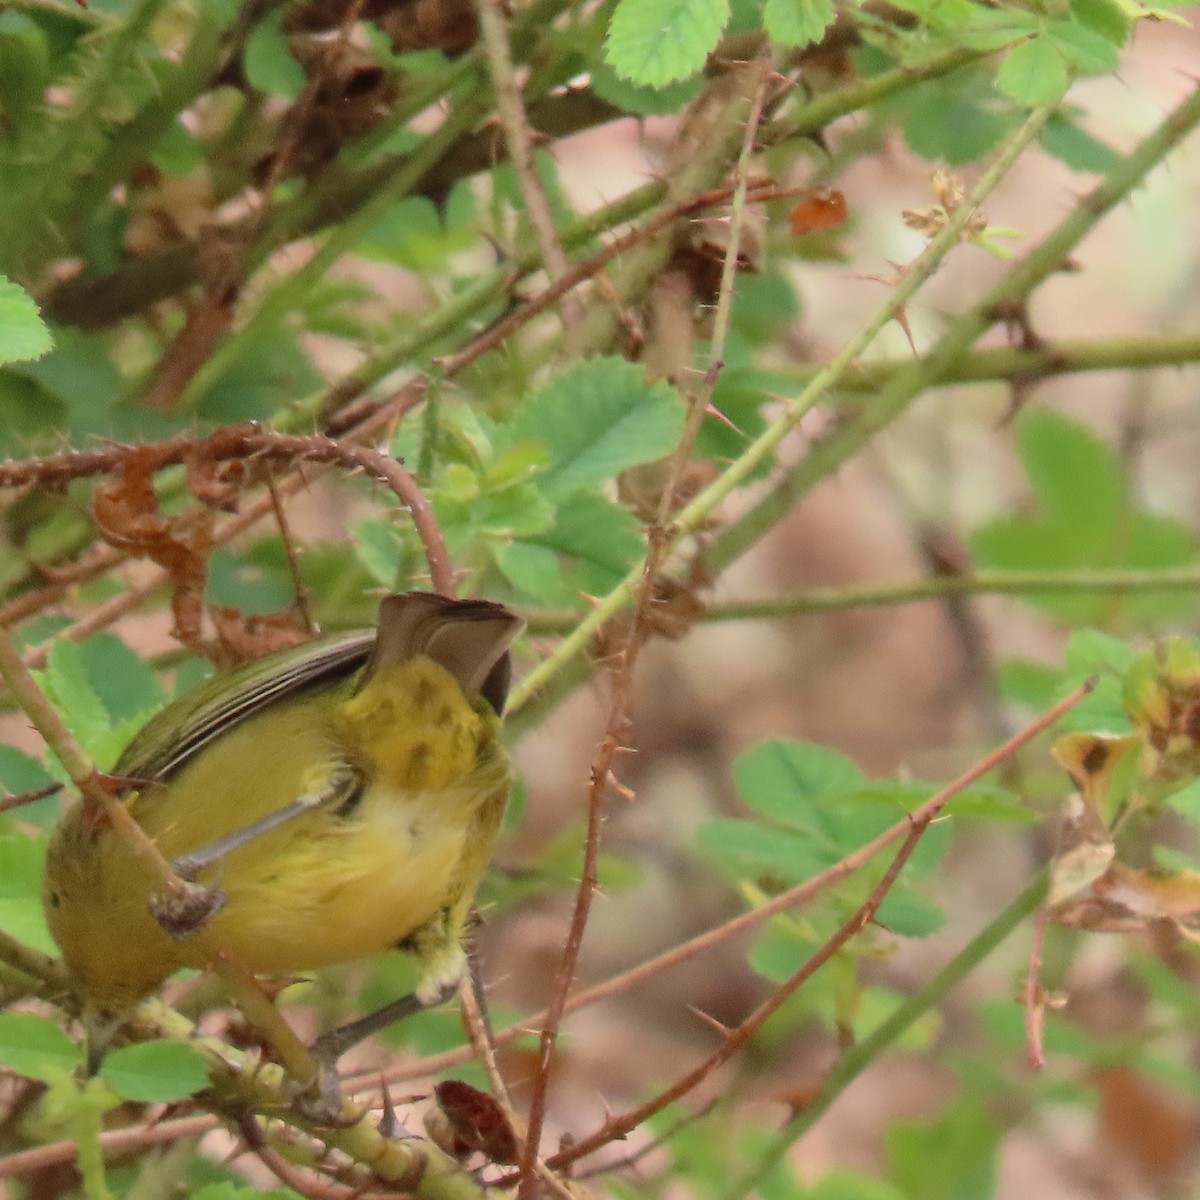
[1,382,428,649]
[43,88,622,330]
[0,427,453,599]
[544,679,1095,1168]
[0,1114,219,1179]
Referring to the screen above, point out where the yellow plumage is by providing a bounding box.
[43,592,522,1049]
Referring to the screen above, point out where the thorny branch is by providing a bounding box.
[0,425,453,600]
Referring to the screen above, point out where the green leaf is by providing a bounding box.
[0,1012,80,1082]
[733,739,863,826]
[1019,409,1123,536]
[192,1185,299,1200]
[0,744,55,798]
[696,817,837,884]
[77,632,165,724]
[0,275,52,366]
[513,357,683,497]
[886,1094,998,1200]
[352,517,404,587]
[763,0,835,47]
[491,540,567,601]
[588,61,704,116]
[956,10,1041,48]
[1046,20,1121,73]
[243,8,305,99]
[0,834,56,953]
[518,492,646,596]
[1064,628,1138,676]
[196,332,322,423]
[748,920,824,984]
[99,1040,210,1102]
[1164,778,1200,821]
[605,0,730,86]
[42,640,113,757]
[903,92,1015,164]
[807,1171,909,1200]
[16,327,120,430]
[1070,0,1131,41]
[0,371,67,455]
[995,36,1068,106]
[971,411,1199,624]
[876,887,946,937]
[1041,113,1122,173]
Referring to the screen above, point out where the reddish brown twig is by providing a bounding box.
[0,426,453,598]
[437,180,791,380]
[0,1114,220,1180]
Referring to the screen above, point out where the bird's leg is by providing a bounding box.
[293,979,461,1126]
[297,925,472,1123]
[170,764,362,881]
[311,978,459,1064]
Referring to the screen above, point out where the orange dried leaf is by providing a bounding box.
[788,187,846,236]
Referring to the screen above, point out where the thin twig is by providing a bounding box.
[723,872,1052,1199]
[0,624,184,894]
[545,811,931,1171]
[1022,907,1050,1069]
[474,0,584,332]
[266,467,317,635]
[0,1115,219,1179]
[437,181,782,380]
[519,564,1200,635]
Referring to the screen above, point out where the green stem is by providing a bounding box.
[721,873,1049,1200]
[781,331,1200,393]
[74,1081,117,1200]
[517,564,1200,633]
[764,46,984,144]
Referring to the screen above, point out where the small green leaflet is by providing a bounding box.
[0,275,52,366]
[0,1012,80,1082]
[513,356,683,497]
[605,0,730,87]
[99,1040,211,1103]
[763,0,835,47]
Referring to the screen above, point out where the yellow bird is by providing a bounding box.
[43,591,523,1066]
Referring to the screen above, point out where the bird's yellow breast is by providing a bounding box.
[44,658,509,1013]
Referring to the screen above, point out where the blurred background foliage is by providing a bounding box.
[1,0,1200,1197]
